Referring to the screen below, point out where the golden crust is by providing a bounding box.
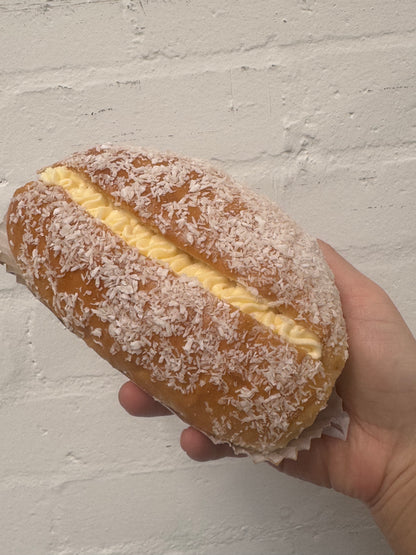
[58,146,347,376]
[6,145,348,457]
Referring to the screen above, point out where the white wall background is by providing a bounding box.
[1,1,415,554]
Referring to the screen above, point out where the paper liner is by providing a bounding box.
[0,217,25,283]
[0,216,349,465]
[230,389,349,465]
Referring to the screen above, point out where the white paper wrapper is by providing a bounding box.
[1,215,349,464]
[0,217,25,283]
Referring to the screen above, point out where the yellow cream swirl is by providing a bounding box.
[40,166,322,359]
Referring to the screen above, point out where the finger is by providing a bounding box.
[317,240,371,294]
[318,240,402,325]
[180,427,244,462]
[317,239,393,316]
[118,381,172,417]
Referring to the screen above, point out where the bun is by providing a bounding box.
[6,145,348,458]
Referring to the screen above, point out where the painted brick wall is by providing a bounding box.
[1,1,415,554]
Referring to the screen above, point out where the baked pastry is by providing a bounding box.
[5,145,348,458]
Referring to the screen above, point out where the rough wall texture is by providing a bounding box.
[1,1,415,554]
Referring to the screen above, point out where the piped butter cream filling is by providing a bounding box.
[40,166,322,359]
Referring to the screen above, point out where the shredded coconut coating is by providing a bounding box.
[58,145,347,365]
[7,145,348,456]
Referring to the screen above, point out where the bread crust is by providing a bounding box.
[6,145,348,457]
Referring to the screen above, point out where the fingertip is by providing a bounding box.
[180,427,217,461]
[180,427,243,462]
[317,238,374,295]
[317,239,346,269]
[118,381,171,417]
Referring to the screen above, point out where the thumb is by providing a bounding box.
[316,240,388,315]
[317,240,372,296]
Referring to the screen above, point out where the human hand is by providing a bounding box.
[119,242,416,554]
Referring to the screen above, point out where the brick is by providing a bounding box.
[130,0,416,59]
[1,40,414,181]
[0,467,389,555]
[0,1,134,74]
[0,290,34,391]
[0,483,54,555]
[0,70,281,182]
[49,464,380,554]
[268,42,416,153]
[272,155,416,250]
[1,1,415,79]
[0,384,186,479]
